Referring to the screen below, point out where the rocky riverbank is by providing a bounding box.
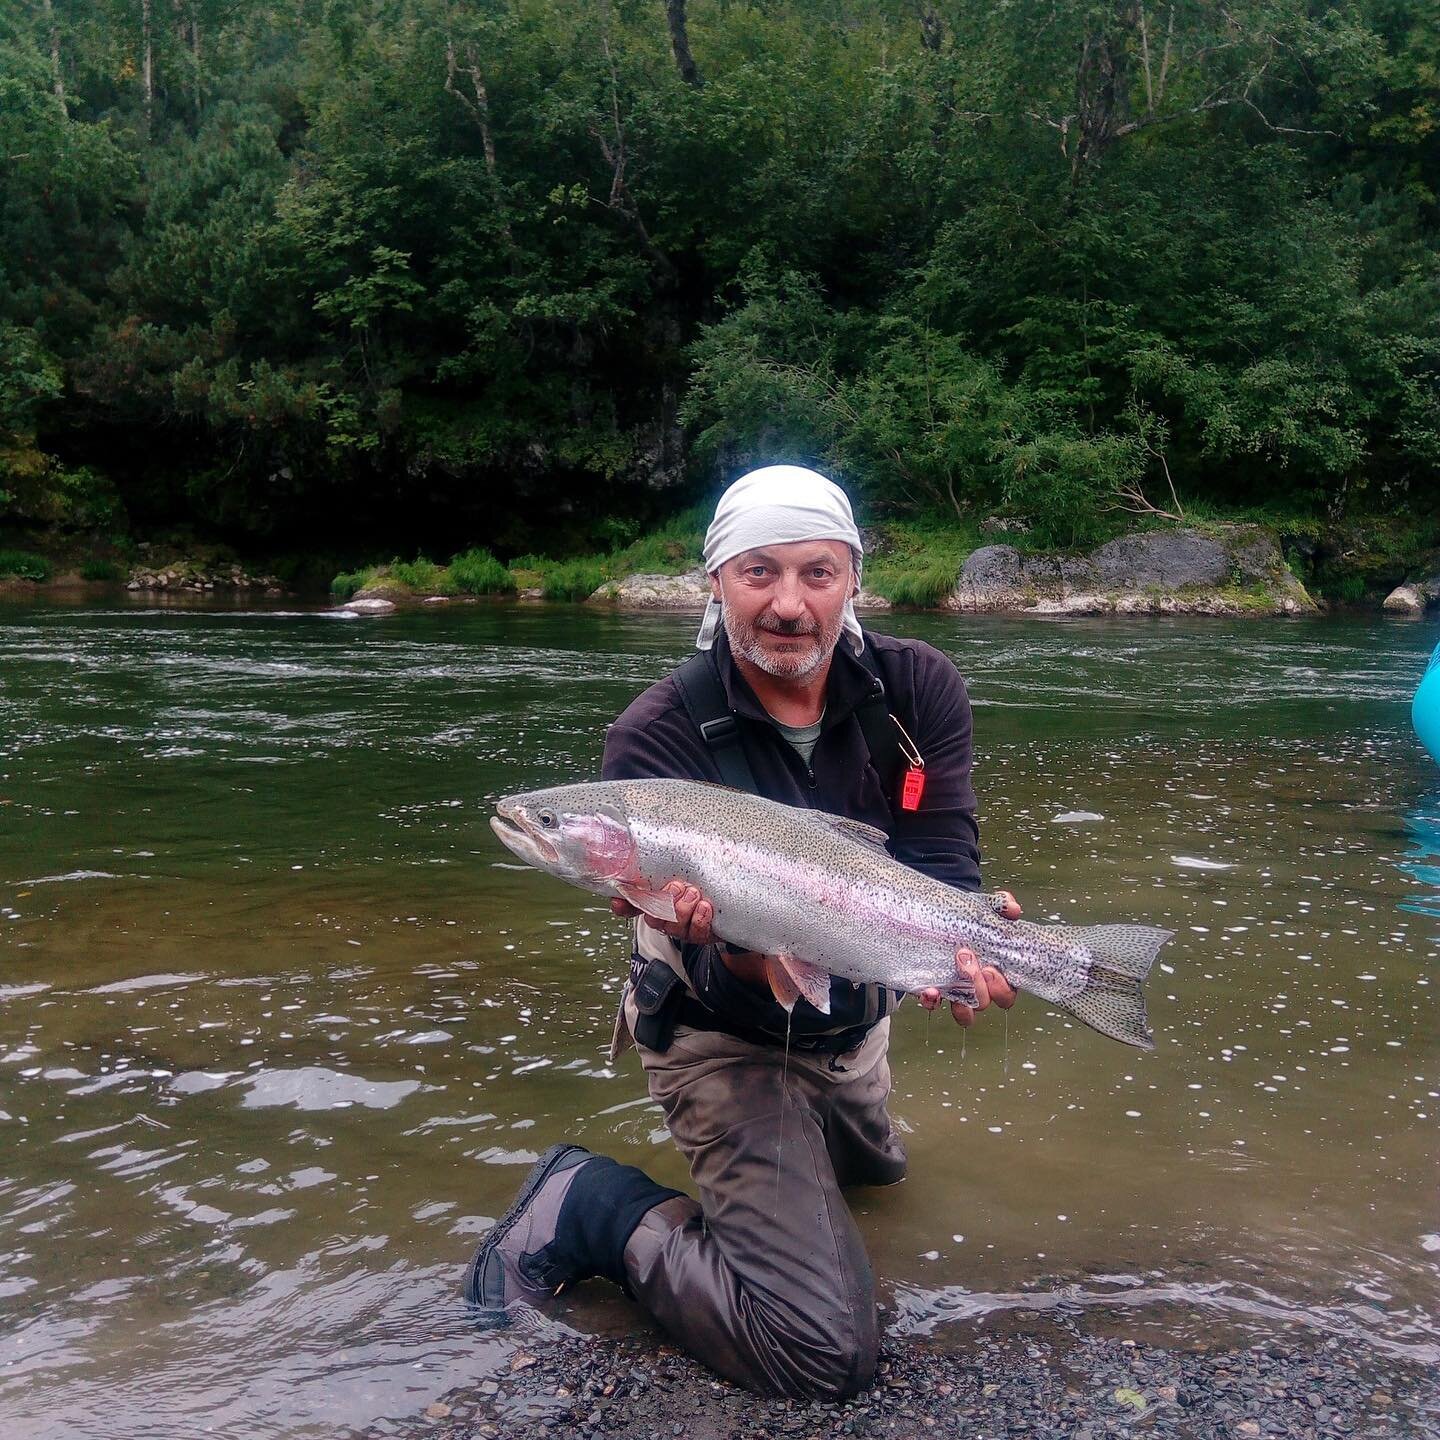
[591,529,1319,618]
[587,569,895,613]
[7,516,1438,620]
[1384,573,1440,616]
[361,1321,1438,1440]
[0,539,293,596]
[124,560,288,595]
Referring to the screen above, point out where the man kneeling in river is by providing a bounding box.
[464,466,1019,1399]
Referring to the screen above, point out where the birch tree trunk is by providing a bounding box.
[444,36,518,263]
[43,0,64,101]
[141,0,154,128]
[190,11,202,116]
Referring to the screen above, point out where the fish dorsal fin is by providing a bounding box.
[803,810,890,853]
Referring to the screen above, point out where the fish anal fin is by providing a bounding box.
[764,954,800,1013]
[777,953,832,1014]
[616,882,678,924]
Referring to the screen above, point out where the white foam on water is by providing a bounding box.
[237,1067,421,1111]
[167,1071,233,1095]
[85,972,208,994]
[1053,811,1104,824]
[18,870,121,885]
[1171,855,1235,871]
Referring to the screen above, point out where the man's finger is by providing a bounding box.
[670,884,698,937]
[691,899,714,945]
[957,948,990,1011]
[917,986,942,1011]
[983,965,1017,1008]
[675,886,698,914]
[611,897,639,918]
[952,948,989,1026]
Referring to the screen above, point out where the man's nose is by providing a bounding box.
[770,571,807,619]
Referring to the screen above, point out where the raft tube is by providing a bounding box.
[1416,642,1440,765]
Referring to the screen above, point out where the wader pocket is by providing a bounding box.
[632,958,685,1053]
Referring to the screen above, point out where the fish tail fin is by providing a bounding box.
[1060,925,1174,1051]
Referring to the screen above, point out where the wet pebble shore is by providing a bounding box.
[362,1323,1439,1440]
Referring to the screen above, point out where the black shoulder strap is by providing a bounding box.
[673,639,907,800]
[853,638,907,796]
[673,650,760,794]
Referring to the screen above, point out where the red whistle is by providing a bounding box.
[901,766,926,811]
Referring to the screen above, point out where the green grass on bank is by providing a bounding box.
[333,506,710,604]
[326,502,1440,609]
[331,547,518,600]
[862,520,987,607]
[0,549,52,581]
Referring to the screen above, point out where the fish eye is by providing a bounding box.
[537,809,557,829]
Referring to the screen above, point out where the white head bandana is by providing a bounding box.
[696,465,865,655]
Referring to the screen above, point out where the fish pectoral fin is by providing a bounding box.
[776,953,832,1015]
[763,955,801,1013]
[615,882,679,924]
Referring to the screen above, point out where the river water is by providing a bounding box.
[0,598,1436,1437]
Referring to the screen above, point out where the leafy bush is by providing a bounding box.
[608,504,709,575]
[388,556,449,592]
[449,547,515,595]
[331,567,375,600]
[541,559,607,602]
[81,558,122,581]
[0,549,51,581]
[1003,433,1137,550]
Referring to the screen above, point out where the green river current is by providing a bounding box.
[0,598,1436,1437]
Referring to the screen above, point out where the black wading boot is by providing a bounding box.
[463,1142,682,1323]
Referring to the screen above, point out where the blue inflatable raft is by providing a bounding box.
[1416,641,1440,764]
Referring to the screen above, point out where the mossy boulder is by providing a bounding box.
[950,527,1315,615]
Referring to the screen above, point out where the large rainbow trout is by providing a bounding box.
[491,779,1173,1050]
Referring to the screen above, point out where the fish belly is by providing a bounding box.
[631,824,966,991]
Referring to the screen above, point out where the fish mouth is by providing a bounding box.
[490,804,560,868]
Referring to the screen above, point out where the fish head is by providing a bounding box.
[490,784,637,886]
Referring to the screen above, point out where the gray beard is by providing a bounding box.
[722,603,846,680]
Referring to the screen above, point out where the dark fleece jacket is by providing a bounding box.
[601,627,985,1043]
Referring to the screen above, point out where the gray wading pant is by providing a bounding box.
[616,979,907,1400]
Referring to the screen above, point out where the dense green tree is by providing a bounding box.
[0,0,1434,548]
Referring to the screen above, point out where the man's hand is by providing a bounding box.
[611,881,715,946]
[917,889,1021,1026]
[611,883,770,988]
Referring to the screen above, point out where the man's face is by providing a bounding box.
[711,539,855,681]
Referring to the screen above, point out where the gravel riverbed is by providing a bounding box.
[360,1317,1439,1440]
